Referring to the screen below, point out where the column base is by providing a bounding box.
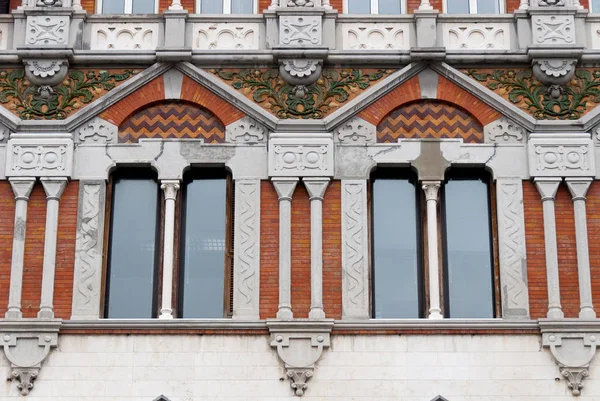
[428,309,443,319]
[4,309,22,319]
[37,309,54,319]
[159,312,174,320]
[308,308,326,319]
[547,307,564,319]
[580,308,597,319]
[276,307,294,319]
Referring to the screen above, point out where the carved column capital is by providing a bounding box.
[272,177,299,201]
[534,177,561,201]
[422,181,441,201]
[9,178,36,201]
[565,177,593,201]
[303,178,330,201]
[161,180,180,201]
[40,177,68,201]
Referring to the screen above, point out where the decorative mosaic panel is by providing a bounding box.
[119,102,225,143]
[0,69,137,120]
[213,68,393,119]
[377,100,483,144]
[465,68,600,120]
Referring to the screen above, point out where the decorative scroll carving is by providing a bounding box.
[226,117,266,143]
[269,134,333,177]
[193,23,259,50]
[484,117,526,143]
[533,15,574,45]
[341,181,369,319]
[90,23,159,50]
[496,179,530,318]
[444,23,510,50]
[25,16,68,46]
[233,180,260,319]
[528,134,595,177]
[334,117,375,144]
[77,117,117,143]
[6,138,73,177]
[341,23,409,50]
[280,16,321,46]
[71,182,106,320]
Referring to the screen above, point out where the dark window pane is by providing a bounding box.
[181,178,227,318]
[201,0,223,13]
[477,0,500,13]
[373,179,420,318]
[132,0,155,13]
[447,0,470,13]
[232,0,254,13]
[347,0,370,13]
[378,0,401,14]
[107,177,159,318]
[103,0,125,13]
[443,178,494,318]
[594,0,600,12]
[0,0,10,14]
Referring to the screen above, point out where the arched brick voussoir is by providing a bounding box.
[99,74,246,128]
[436,76,500,127]
[358,76,422,126]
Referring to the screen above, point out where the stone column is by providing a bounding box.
[269,0,279,9]
[304,178,330,320]
[534,177,564,319]
[422,181,443,319]
[272,178,299,319]
[322,0,331,9]
[159,180,180,320]
[419,0,433,10]
[519,0,529,9]
[38,178,68,319]
[71,0,82,10]
[169,0,183,10]
[565,178,596,319]
[5,178,36,319]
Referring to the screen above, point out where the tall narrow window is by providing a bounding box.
[441,171,495,318]
[99,0,156,14]
[445,0,502,13]
[179,170,231,318]
[347,0,404,14]
[372,170,422,318]
[593,0,600,13]
[198,0,255,13]
[0,0,10,14]
[105,170,160,318]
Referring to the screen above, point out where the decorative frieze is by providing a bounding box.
[269,133,333,177]
[25,16,69,46]
[484,117,526,143]
[90,23,160,50]
[532,15,575,45]
[280,16,321,46]
[339,23,409,50]
[6,137,73,178]
[443,23,511,50]
[193,23,260,50]
[76,117,117,143]
[528,134,595,177]
[334,117,376,145]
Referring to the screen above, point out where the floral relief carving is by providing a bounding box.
[214,68,390,119]
[465,69,600,120]
[0,69,136,120]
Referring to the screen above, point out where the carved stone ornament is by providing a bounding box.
[267,320,333,397]
[280,16,322,46]
[528,134,595,177]
[1,322,60,396]
[532,60,577,93]
[25,16,69,46]
[530,0,571,6]
[36,0,63,6]
[543,331,600,396]
[6,137,74,178]
[225,117,266,144]
[76,117,117,143]
[484,117,526,143]
[334,117,376,144]
[279,60,323,97]
[269,133,334,177]
[287,0,314,6]
[24,60,69,89]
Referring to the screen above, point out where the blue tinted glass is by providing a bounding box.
[477,0,500,13]
[593,0,600,12]
[373,179,420,318]
[103,0,125,13]
[443,179,494,318]
[378,0,401,14]
[181,178,227,318]
[447,0,470,13]
[132,0,155,13]
[232,0,253,13]
[107,177,158,318]
[348,0,370,13]
[201,0,223,13]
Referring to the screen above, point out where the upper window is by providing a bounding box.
[371,168,498,319]
[197,0,256,13]
[444,0,503,13]
[98,0,157,14]
[346,0,405,14]
[592,0,600,13]
[104,168,233,319]
[0,0,9,14]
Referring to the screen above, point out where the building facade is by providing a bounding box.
[0,0,598,400]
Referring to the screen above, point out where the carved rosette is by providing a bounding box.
[267,320,333,397]
[6,137,74,178]
[532,59,578,98]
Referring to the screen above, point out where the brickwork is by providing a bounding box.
[436,76,500,126]
[523,180,547,320]
[323,180,342,319]
[0,181,14,316]
[359,76,421,126]
[586,181,600,314]
[100,76,165,127]
[377,100,483,143]
[55,181,78,320]
[291,185,311,318]
[260,180,279,319]
[407,0,442,13]
[180,75,245,126]
[81,0,94,12]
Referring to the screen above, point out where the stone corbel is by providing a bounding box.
[267,320,333,397]
[279,59,323,99]
[23,59,69,101]
[542,326,600,396]
[532,59,578,99]
[0,320,61,396]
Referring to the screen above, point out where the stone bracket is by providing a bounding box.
[267,320,333,397]
[0,320,61,396]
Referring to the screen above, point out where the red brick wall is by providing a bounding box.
[323,181,342,319]
[0,181,15,316]
[523,180,547,320]
[55,181,78,320]
[555,185,579,318]
[407,0,442,13]
[260,181,279,319]
[291,185,311,318]
[587,181,600,314]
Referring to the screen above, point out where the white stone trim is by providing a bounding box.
[159,180,180,320]
[422,181,443,319]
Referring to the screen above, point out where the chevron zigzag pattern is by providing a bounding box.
[119,102,225,143]
[377,101,483,144]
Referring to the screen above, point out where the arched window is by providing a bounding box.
[444,0,503,14]
[346,0,406,14]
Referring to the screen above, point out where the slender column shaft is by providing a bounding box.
[566,178,596,319]
[304,178,330,320]
[169,0,183,10]
[534,178,563,319]
[422,181,442,319]
[272,178,299,319]
[269,0,279,9]
[419,0,433,10]
[322,0,331,8]
[519,0,528,9]
[5,178,36,319]
[159,180,180,319]
[71,0,82,9]
[38,178,68,319]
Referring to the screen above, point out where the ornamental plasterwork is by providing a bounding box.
[214,68,391,119]
[0,69,136,120]
[528,134,595,177]
[465,69,600,120]
[6,137,74,177]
